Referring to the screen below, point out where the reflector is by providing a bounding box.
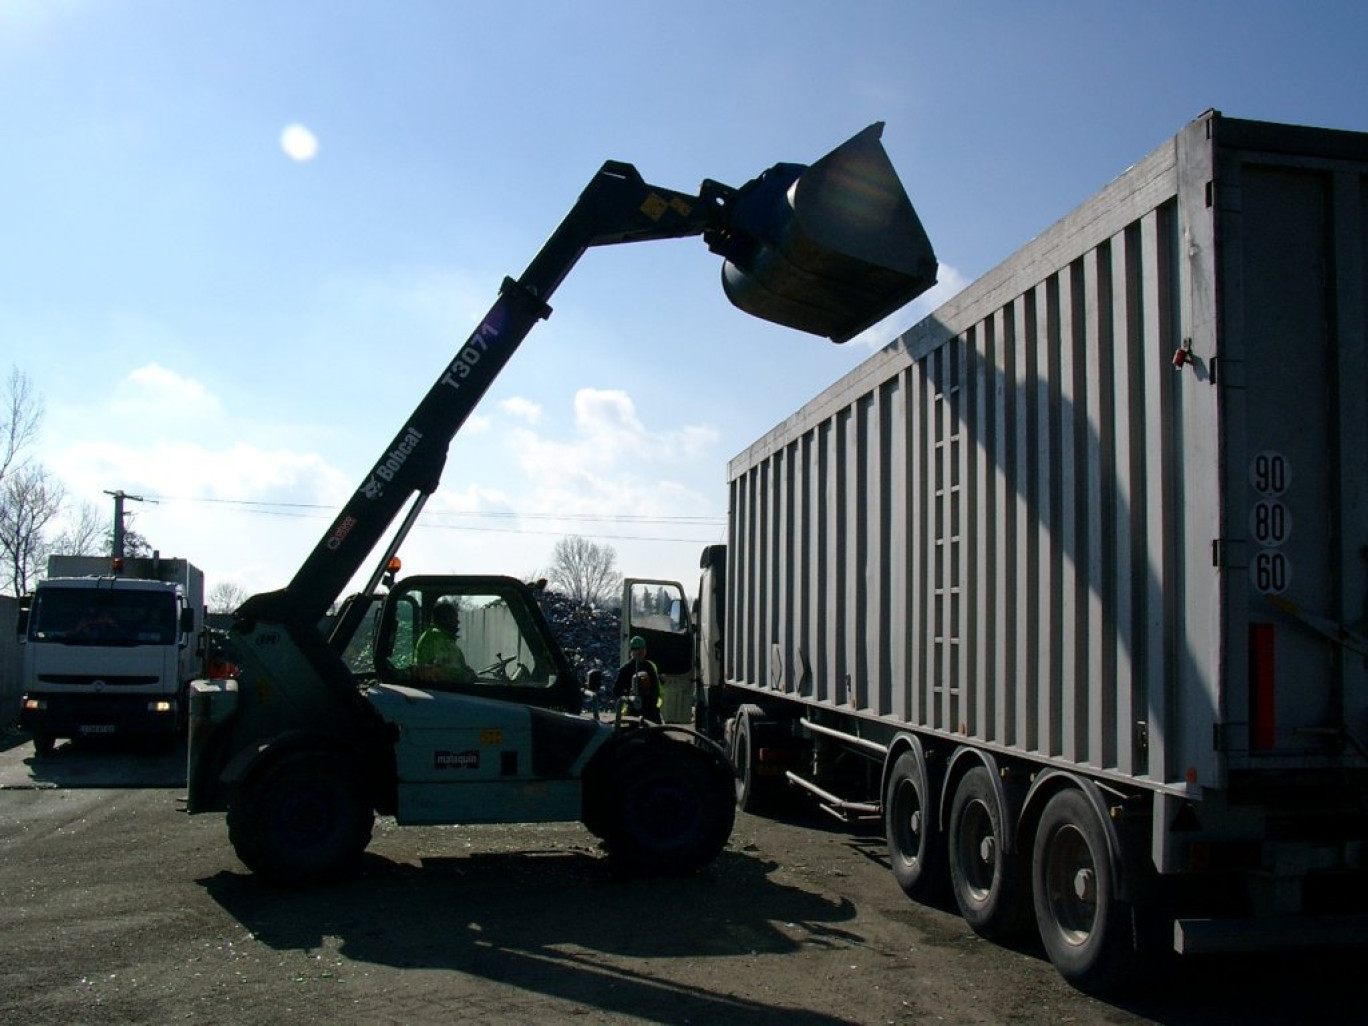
[717,123,937,343]
[1249,622,1276,749]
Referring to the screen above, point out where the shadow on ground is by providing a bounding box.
[203,844,861,1025]
[7,732,185,789]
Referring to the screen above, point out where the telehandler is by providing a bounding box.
[186,124,937,884]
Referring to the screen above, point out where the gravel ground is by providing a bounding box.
[0,730,1362,1025]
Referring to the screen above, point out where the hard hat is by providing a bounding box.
[629,635,646,650]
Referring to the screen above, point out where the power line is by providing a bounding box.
[140,493,727,543]
[422,522,723,544]
[143,493,723,524]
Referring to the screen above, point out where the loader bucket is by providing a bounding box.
[717,123,937,343]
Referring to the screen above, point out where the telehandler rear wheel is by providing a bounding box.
[228,748,374,887]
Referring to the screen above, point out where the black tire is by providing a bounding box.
[613,739,735,875]
[227,748,375,887]
[948,766,1030,940]
[731,708,783,813]
[884,749,946,902]
[1031,788,1133,992]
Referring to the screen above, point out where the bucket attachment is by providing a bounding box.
[714,123,937,343]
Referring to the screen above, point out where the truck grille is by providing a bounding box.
[36,674,161,687]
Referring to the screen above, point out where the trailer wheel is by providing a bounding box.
[731,707,782,813]
[948,766,1029,939]
[613,738,735,875]
[884,749,945,901]
[227,748,375,887]
[1032,788,1132,992]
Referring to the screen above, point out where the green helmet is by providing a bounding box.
[629,635,646,650]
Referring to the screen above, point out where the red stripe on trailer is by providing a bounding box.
[1249,623,1276,750]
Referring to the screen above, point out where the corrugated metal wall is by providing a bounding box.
[726,128,1197,789]
[1,596,19,726]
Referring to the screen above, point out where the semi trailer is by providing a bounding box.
[629,110,1368,991]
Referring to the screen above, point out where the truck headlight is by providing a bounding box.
[148,700,175,714]
[23,698,45,711]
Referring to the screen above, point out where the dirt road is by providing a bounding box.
[0,730,1359,1025]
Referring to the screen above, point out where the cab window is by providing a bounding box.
[380,583,555,691]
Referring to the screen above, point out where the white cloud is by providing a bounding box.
[914,262,971,316]
[37,365,722,597]
[46,363,227,450]
[504,388,719,520]
[47,437,356,595]
[570,388,718,461]
[498,396,542,424]
[507,389,701,479]
[428,481,514,515]
[116,362,222,419]
[54,439,351,508]
[850,261,971,350]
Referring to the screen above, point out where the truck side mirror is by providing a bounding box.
[16,595,31,639]
[713,123,937,344]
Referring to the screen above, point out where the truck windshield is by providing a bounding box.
[27,589,179,646]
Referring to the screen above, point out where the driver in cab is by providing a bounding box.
[413,601,477,685]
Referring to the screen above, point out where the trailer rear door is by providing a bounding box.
[1216,118,1368,768]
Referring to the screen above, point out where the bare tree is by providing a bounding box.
[1,366,42,484]
[50,500,107,556]
[0,368,61,595]
[0,464,63,595]
[547,535,620,607]
[208,580,248,614]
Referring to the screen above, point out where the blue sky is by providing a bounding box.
[3,0,1366,603]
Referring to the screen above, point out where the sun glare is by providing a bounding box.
[280,123,319,162]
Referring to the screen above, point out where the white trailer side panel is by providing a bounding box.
[725,112,1368,795]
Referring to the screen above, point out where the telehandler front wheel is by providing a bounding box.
[227,748,375,887]
[610,736,736,876]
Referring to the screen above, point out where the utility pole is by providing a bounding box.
[104,489,145,559]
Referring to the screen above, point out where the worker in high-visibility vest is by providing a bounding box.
[613,635,663,724]
[413,601,477,685]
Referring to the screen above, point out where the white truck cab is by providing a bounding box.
[18,557,203,753]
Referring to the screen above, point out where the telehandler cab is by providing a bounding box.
[186,124,937,885]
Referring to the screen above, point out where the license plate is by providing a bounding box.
[80,724,116,735]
